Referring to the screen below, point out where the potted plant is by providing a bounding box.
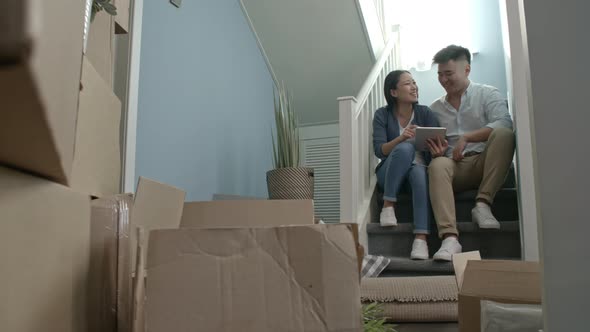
[266,82,314,200]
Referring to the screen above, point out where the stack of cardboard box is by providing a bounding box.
[0,1,125,331]
[1,3,362,332]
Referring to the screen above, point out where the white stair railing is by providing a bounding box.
[338,34,399,243]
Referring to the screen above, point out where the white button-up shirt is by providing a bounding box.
[430,82,513,157]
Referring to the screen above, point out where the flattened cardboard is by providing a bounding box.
[132,228,148,332]
[456,259,541,332]
[145,224,362,332]
[181,199,315,228]
[86,11,115,86]
[89,197,120,332]
[116,194,134,332]
[0,166,91,332]
[129,177,186,274]
[114,0,130,34]
[89,194,133,332]
[452,251,482,290]
[212,193,264,200]
[461,260,541,301]
[71,56,122,197]
[0,0,84,184]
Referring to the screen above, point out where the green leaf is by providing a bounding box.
[103,2,118,14]
[362,302,398,332]
[271,81,300,169]
[93,0,118,17]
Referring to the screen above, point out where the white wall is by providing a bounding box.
[522,0,590,330]
[409,0,508,107]
[500,0,539,261]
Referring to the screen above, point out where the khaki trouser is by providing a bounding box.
[428,128,516,238]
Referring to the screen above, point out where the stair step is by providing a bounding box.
[378,256,521,277]
[373,188,519,223]
[367,221,521,259]
[367,220,520,234]
[379,257,454,277]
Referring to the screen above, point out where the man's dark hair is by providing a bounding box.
[433,45,471,65]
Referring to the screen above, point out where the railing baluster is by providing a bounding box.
[338,38,396,226]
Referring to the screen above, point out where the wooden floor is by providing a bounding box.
[393,323,458,332]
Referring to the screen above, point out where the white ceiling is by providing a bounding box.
[241,0,374,125]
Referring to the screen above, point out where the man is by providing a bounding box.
[426,45,515,261]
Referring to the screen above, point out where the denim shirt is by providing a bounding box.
[372,104,440,171]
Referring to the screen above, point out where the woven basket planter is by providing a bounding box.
[266,167,314,199]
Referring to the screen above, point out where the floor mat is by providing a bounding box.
[362,276,458,322]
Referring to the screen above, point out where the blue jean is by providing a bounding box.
[376,142,431,234]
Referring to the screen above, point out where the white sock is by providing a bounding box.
[476,201,490,209]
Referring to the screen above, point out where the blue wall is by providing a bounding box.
[411,0,508,106]
[136,0,275,200]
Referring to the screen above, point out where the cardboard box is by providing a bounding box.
[87,11,115,87]
[129,177,186,276]
[145,224,362,332]
[71,56,122,197]
[114,0,130,34]
[89,197,121,332]
[453,253,542,332]
[89,194,133,332]
[128,177,362,332]
[0,0,84,185]
[0,165,91,332]
[181,199,315,228]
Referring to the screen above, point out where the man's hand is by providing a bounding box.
[427,137,448,158]
[400,125,417,141]
[453,136,468,161]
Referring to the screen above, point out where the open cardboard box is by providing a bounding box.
[452,252,542,332]
[127,177,362,332]
[0,0,85,185]
[0,166,91,332]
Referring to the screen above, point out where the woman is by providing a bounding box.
[372,70,441,260]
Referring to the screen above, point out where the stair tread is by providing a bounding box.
[372,188,519,224]
[367,220,520,234]
[393,188,517,203]
[382,257,454,274]
[377,256,522,276]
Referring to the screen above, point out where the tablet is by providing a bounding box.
[415,127,447,151]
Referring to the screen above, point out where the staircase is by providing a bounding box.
[367,167,521,277]
[337,1,523,276]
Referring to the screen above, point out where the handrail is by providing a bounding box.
[355,37,396,116]
[339,31,399,245]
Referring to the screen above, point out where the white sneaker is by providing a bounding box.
[472,203,501,229]
[379,206,398,227]
[410,239,429,260]
[433,237,462,261]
